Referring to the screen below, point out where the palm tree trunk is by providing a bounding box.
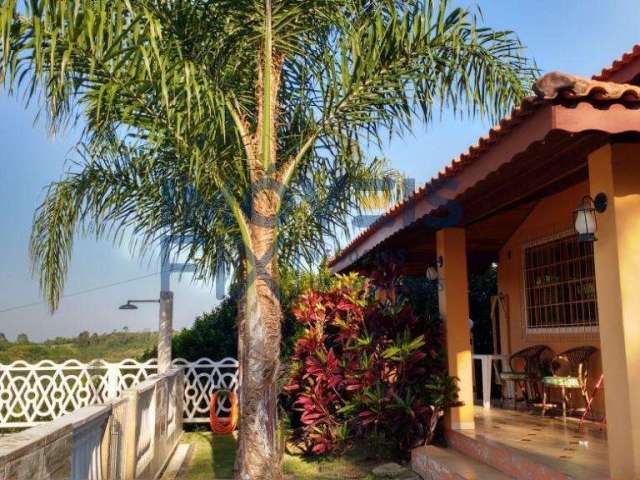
[235,193,282,480]
[234,287,246,472]
[236,3,283,473]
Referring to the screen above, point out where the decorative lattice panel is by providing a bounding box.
[173,357,239,422]
[0,357,238,428]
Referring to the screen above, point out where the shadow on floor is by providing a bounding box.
[209,433,237,479]
[182,431,236,480]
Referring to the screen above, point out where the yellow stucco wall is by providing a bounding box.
[497,180,604,414]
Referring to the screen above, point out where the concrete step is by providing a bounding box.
[445,428,604,480]
[411,445,513,480]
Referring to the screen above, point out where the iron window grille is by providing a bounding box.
[523,232,599,332]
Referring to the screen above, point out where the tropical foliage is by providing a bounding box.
[1,1,535,476]
[139,265,334,362]
[284,269,459,457]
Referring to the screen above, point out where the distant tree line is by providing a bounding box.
[0,329,157,363]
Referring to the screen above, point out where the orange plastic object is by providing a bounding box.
[209,390,239,434]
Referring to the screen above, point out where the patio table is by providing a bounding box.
[472,354,512,409]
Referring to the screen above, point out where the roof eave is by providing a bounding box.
[331,97,640,272]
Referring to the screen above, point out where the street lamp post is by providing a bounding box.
[157,238,196,374]
[157,291,173,373]
[119,297,173,372]
[119,236,196,374]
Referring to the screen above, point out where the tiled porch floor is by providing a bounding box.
[462,406,609,479]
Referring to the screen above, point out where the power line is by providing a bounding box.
[0,272,160,314]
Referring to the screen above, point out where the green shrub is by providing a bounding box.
[141,296,238,361]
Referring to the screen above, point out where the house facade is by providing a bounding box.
[329,46,640,479]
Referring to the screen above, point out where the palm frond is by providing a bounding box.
[2,0,536,309]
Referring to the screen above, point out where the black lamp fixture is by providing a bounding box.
[118,301,138,310]
[574,193,608,242]
[118,299,159,310]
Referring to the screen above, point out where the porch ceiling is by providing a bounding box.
[330,73,640,275]
[369,201,538,276]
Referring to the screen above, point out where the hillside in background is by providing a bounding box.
[0,330,158,364]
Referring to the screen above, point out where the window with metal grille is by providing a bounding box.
[523,233,598,331]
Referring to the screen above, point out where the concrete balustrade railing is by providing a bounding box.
[0,357,237,429]
[0,368,184,480]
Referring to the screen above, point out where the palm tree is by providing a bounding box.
[1,1,535,477]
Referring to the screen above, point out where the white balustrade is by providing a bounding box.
[173,357,238,422]
[0,357,238,429]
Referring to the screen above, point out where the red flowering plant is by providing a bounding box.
[284,260,460,457]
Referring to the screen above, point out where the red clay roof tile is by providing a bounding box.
[593,44,640,82]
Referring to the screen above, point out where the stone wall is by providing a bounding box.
[0,405,110,480]
[0,368,184,480]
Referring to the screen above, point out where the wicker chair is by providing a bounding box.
[500,345,553,408]
[541,346,598,418]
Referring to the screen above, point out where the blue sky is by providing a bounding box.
[0,0,638,341]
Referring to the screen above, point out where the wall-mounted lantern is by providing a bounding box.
[426,255,444,284]
[426,266,439,281]
[574,193,607,242]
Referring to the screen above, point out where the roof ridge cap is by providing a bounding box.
[534,72,640,99]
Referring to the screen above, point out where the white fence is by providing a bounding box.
[0,357,238,429]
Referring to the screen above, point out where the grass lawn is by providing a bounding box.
[180,432,389,479]
[182,432,237,480]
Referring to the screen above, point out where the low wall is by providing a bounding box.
[0,404,109,479]
[122,368,184,480]
[0,368,184,480]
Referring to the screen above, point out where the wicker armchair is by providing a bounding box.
[541,346,598,418]
[500,345,553,407]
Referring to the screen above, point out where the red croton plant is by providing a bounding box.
[284,257,460,457]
